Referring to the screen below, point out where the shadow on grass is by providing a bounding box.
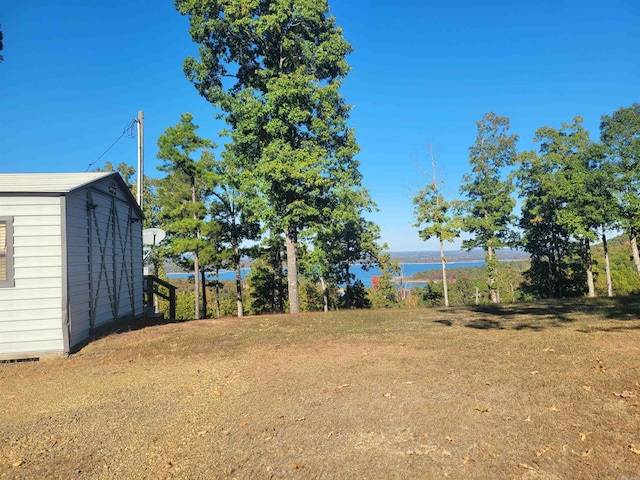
[577,324,640,334]
[434,319,453,327]
[422,296,640,333]
[93,315,186,341]
[464,318,504,330]
[514,323,545,331]
[472,304,575,324]
[471,296,640,322]
[125,315,187,332]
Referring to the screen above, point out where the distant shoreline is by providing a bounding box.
[396,260,484,265]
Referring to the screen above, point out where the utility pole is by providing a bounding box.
[135,110,144,210]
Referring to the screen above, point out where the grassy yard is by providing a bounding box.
[2,299,640,479]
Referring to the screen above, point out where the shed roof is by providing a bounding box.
[0,172,116,194]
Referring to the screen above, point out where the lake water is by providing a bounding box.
[167,261,484,287]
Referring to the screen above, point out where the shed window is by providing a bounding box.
[0,217,14,288]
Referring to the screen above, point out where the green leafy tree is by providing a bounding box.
[306,186,380,310]
[197,220,230,318]
[516,148,586,298]
[247,234,287,314]
[600,104,640,277]
[175,0,360,314]
[368,251,400,308]
[460,112,519,303]
[209,151,261,317]
[413,143,461,307]
[521,118,614,298]
[546,119,606,298]
[156,113,214,319]
[417,282,444,307]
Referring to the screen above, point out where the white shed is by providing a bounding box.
[0,172,144,360]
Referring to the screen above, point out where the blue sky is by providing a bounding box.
[1,0,638,251]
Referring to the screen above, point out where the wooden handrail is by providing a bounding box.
[144,275,176,320]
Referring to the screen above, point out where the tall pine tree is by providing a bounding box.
[156,113,214,319]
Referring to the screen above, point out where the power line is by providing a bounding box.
[86,119,137,171]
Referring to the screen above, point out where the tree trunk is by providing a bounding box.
[345,264,351,309]
[191,181,200,320]
[201,268,207,318]
[275,247,285,314]
[602,227,613,297]
[285,229,300,314]
[585,238,595,298]
[320,277,329,312]
[234,244,244,317]
[215,269,221,318]
[487,245,498,304]
[630,229,640,278]
[439,238,449,307]
[193,255,200,319]
[547,255,554,298]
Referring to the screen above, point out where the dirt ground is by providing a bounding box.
[1,303,640,479]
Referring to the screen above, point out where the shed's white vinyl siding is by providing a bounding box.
[65,190,92,348]
[65,179,143,350]
[0,197,64,357]
[0,173,143,359]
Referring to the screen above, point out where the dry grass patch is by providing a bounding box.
[1,300,640,479]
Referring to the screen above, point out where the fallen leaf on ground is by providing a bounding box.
[474,405,491,413]
[536,445,553,457]
[213,391,222,396]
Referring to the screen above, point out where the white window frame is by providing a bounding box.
[0,216,15,288]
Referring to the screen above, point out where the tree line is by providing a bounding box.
[413,105,640,305]
[106,0,638,315]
